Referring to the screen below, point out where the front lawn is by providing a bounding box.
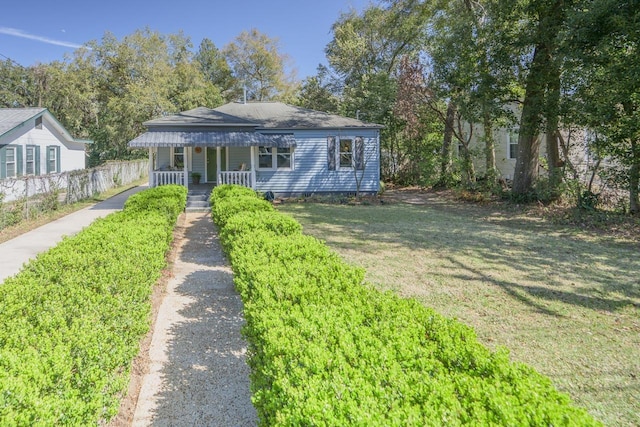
[278,194,640,426]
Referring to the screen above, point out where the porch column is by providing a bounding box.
[249,146,256,189]
[216,146,221,184]
[183,146,189,191]
[148,148,153,187]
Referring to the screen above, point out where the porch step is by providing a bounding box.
[185,187,213,213]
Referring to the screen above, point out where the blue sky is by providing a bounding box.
[0,0,373,79]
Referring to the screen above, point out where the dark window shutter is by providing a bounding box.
[56,146,61,172]
[327,136,336,171]
[16,145,23,176]
[355,136,365,170]
[46,146,52,173]
[0,146,6,179]
[35,146,41,175]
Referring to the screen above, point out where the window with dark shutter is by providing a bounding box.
[327,136,337,170]
[355,136,365,170]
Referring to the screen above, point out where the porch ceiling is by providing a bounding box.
[128,131,296,148]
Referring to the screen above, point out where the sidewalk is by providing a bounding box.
[131,212,257,426]
[0,185,148,284]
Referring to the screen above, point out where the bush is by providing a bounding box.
[212,187,600,426]
[0,186,186,424]
[211,195,273,228]
[211,184,259,203]
[123,184,186,224]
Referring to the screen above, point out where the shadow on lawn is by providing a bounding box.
[283,202,640,314]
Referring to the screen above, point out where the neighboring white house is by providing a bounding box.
[0,108,90,180]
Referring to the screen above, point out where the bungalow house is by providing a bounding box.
[128,102,382,196]
[0,108,90,180]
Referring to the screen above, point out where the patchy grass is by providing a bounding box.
[0,178,148,244]
[278,193,640,427]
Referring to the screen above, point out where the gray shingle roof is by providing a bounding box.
[129,131,296,148]
[0,108,46,138]
[143,107,257,127]
[213,102,383,129]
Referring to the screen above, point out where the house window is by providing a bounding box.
[26,146,35,175]
[328,136,365,170]
[5,147,16,177]
[47,146,58,173]
[339,139,353,168]
[257,146,294,170]
[508,129,518,159]
[173,147,184,168]
[258,146,272,169]
[35,116,43,129]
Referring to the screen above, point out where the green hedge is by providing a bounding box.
[212,185,600,426]
[0,185,186,425]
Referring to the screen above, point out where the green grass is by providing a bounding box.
[278,198,640,426]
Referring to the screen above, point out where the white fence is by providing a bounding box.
[0,160,148,203]
[218,171,254,188]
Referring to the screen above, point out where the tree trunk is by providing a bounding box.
[512,50,544,195]
[483,109,497,186]
[440,101,455,186]
[545,64,562,198]
[630,139,640,214]
[512,0,565,196]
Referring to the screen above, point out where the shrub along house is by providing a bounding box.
[128,102,382,196]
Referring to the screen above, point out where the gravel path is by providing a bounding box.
[131,212,257,426]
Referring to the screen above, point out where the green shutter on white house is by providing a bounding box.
[56,146,61,173]
[35,146,41,175]
[16,145,23,176]
[0,146,6,179]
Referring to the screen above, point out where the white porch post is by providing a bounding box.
[183,146,189,191]
[216,146,221,185]
[250,146,256,189]
[148,148,153,187]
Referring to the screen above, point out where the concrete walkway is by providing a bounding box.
[132,213,257,426]
[0,185,148,284]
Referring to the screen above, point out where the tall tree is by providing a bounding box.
[195,38,239,101]
[564,0,640,213]
[222,29,296,101]
[511,0,572,196]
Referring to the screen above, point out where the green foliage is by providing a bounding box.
[211,186,600,426]
[123,184,186,224]
[211,195,273,229]
[0,186,186,424]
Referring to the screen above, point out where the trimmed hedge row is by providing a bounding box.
[211,185,600,426]
[0,185,186,425]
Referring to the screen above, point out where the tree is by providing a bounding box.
[563,0,640,213]
[222,29,296,101]
[195,38,239,102]
[296,65,340,113]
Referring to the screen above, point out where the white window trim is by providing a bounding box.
[25,146,35,175]
[508,129,518,160]
[256,146,294,171]
[5,146,16,177]
[48,146,58,173]
[170,146,192,170]
[339,138,354,169]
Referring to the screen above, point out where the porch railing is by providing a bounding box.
[152,171,186,187]
[218,171,255,188]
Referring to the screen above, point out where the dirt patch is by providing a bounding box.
[107,213,187,426]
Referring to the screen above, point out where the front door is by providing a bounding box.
[206,147,217,183]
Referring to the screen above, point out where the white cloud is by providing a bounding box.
[0,26,84,49]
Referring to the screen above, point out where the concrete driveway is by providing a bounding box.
[0,185,148,284]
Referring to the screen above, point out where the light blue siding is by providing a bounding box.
[255,129,380,195]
